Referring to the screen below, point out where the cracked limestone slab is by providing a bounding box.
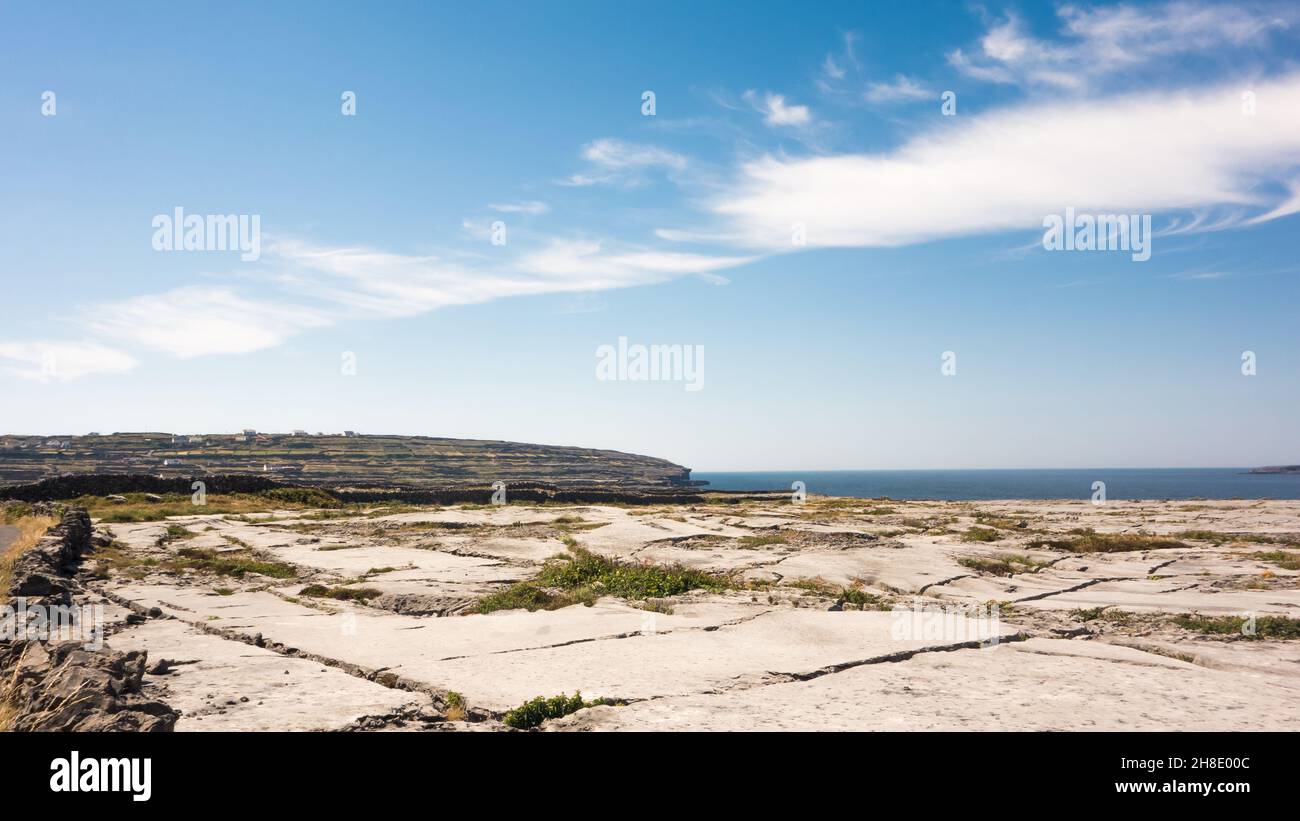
[1012,578,1300,614]
[431,534,565,564]
[413,609,1014,712]
[577,516,756,557]
[770,539,969,591]
[924,569,1107,603]
[258,540,513,583]
[106,582,763,691]
[632,542,796,573]
[108,618,417,731]
[546,637,1299,731]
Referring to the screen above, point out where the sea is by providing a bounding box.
[691,468,1300,501]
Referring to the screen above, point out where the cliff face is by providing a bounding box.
[0,432,691,489]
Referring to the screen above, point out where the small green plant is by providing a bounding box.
[162,524,197,542]
[444,691,467,721]
[960,526,1000,543]
[838,586,884,610]
[502,692,621,729]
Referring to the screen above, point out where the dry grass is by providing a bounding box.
[0,656,21,731]
[443,692,467,722]
[1,518,56,730]
[0,515,58,594]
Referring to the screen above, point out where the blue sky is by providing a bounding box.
[2,0,1298,470]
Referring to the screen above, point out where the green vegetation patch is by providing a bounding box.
[1176,530,1293,546]
[1170,613,1300,640]
[502,692,622,730]
[1249,550,1300,571]
[82,489,343,523]
[958,553,1053,576]
[167,547,297,579]
[298,584,382,602]
[1029,530,1188,553]
[960,526,1001,543]
[534,547,726,598]
[471,547,728,614]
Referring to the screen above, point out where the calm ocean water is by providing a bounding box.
[692,468,1300,501]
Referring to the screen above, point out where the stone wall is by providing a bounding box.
[0,473,284,501]
[0,473,776,506]
[1,508,177,732]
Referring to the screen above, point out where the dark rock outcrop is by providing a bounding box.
[2,508,178,732]
[0,641,176,732]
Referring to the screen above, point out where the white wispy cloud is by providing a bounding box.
[744,90,812,126]
[818,31,862,91]
[16,233,757,379]
[821,54,845,81]
[0,340,138,382]
[864,74,933,103]
[561,138,687,186]
[581,138,687,170]
[704,73,1300,249]
[84,286,331,358]
[518,239,755,287]
[950,2,1297,90]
